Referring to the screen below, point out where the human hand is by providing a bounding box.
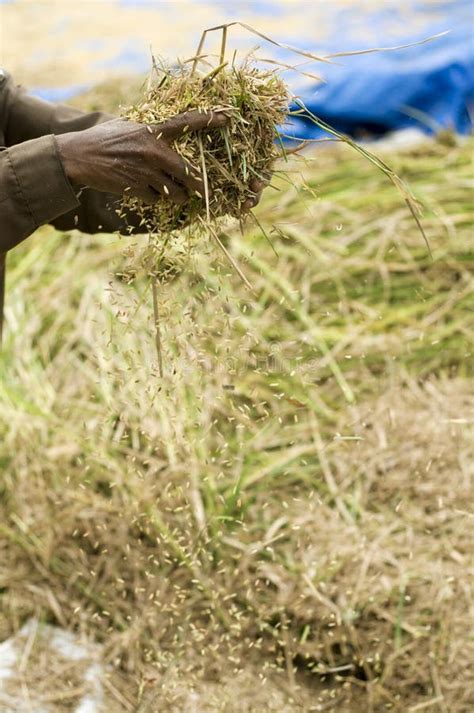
[56,111,228,205]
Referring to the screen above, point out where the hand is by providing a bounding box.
[56,111,228,205]
[242,178,267,212]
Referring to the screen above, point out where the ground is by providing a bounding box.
[0,86,473,712]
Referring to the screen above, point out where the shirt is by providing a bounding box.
[0,70,138,341]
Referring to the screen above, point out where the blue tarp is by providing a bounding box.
[285,0,473,140]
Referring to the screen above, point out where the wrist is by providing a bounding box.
[55,132,83,186]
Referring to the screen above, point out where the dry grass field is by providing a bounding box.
[0,84,472,711]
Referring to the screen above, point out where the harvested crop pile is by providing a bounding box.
[1,22,471,713]
[1,133,472,711]
[122,62,289,237]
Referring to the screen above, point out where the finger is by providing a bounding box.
[249,178,265,194]
[149,171,187,205]
[151,142,206,195]
[242,178,266,211]
[124,184,161,205]
[242,197,259,212]
[159,110,228,139]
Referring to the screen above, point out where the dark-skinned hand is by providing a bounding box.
[56,112,266,211]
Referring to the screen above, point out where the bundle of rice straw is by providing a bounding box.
[122,60,289,241]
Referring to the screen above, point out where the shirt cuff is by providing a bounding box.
[7,134,80,227]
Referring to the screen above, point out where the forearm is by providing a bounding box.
[0,135,79,253]
[4,72,112,145]
[2,73,136,238]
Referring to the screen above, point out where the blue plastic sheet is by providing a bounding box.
[285,1,473,140]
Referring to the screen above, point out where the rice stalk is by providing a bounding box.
[122,60,289,243]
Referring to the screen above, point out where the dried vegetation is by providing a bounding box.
[122,61,288,235]
[0,77,473,712]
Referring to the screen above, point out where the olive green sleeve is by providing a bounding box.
[0,136,81,252]
[0,71,138,251]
